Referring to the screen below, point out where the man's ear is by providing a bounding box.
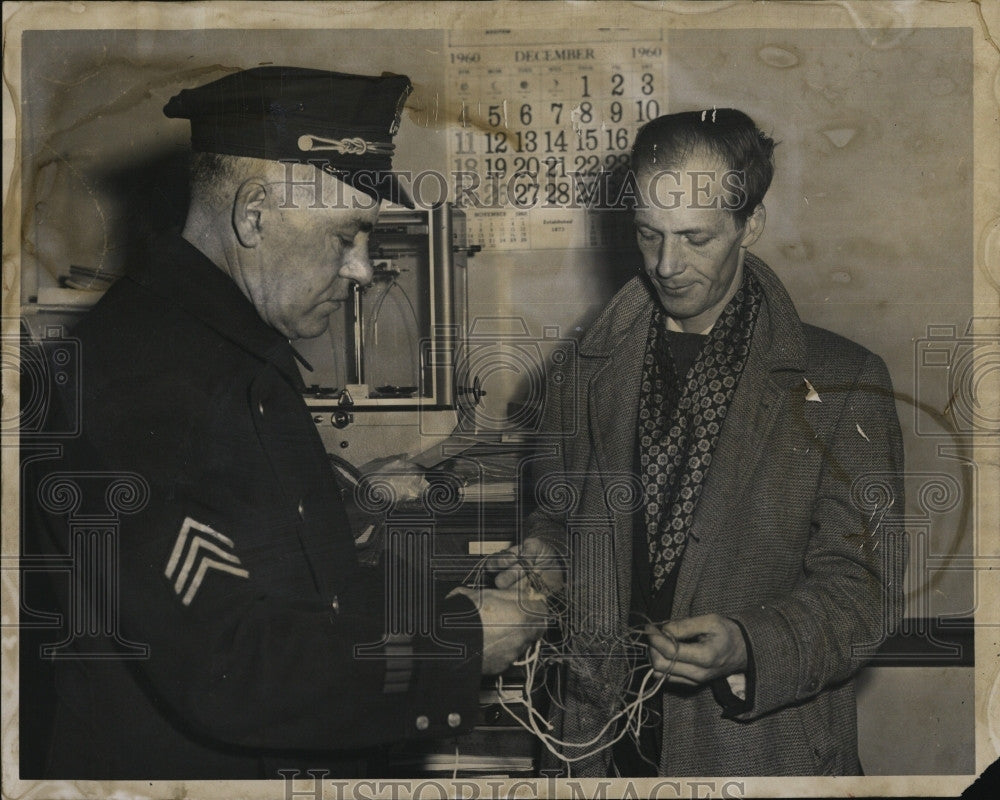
[740,204,766,249]
[233,179,267,248]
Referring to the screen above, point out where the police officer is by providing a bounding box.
[26,66,547,779]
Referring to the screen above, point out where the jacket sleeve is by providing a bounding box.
[119,507,482,751]
[36,379,483,754]
[727,352,906,720]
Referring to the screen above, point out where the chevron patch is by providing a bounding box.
[165,517,249,606]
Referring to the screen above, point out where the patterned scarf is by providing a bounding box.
[638,271,762,593]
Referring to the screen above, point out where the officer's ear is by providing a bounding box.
[233,179,268,248]
[739,203,766,249]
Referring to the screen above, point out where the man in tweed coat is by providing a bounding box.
[498,110,906,776]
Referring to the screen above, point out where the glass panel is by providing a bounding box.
[295,208,445,405]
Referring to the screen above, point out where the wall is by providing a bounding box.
[858,666,975,775]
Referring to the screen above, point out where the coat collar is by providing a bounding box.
[129,234,305,389]
[579,253,807,374]
[741,252,808,375]
[582,253,809,478]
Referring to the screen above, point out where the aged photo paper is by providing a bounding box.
[3,1,998,798]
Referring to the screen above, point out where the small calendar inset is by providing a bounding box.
[463,206,635,251]
[465,210,530,251]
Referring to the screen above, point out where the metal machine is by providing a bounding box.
[294,204,480,467]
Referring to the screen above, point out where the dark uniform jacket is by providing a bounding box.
[25,235,482,779]
[528,254,906,776]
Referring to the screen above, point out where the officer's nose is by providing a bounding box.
[339,233,374,289]
[654,236,686,280]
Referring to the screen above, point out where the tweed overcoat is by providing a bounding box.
[528,254,906,776]
[24,235,482,779]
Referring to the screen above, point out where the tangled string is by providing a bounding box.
[460,555,677,773]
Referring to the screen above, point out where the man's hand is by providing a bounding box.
[486,536,564,596]
[645,614,747,686]
[450,585,549,675]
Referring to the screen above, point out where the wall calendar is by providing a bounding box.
[445,29,665,250]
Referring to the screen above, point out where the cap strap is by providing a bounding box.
[296,134,395,156]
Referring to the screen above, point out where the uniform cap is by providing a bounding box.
[164,66,414,208]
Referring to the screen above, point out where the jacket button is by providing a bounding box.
[297,499,305,519]
[415,715,429,731]
[330,595,340,615]
[257,400,265,416]
[447,713,461,728]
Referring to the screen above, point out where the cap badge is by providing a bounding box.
[296,134,395,156]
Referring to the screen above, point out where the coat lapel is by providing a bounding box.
[582,278,654,619]
[672,256,807,615]
[587,337,644,478]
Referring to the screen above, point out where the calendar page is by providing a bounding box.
[445,29,665,250]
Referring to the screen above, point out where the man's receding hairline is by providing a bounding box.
[633,142,726,171]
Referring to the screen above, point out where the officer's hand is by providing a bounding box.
[645,614,747,686]
[486,536,564,596]
[450,585,549,675]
